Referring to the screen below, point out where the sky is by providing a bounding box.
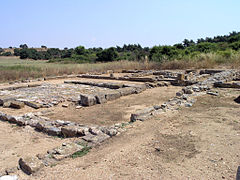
[0,0,240,49]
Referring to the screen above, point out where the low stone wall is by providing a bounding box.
[0,83,41,91]
[0,110,128,176]
[0,112,121,138]
[199,69,224,75]
[214,82,240,88]
[130,70,239,123]
[80,84,147,106]
[77,74,158,83]
[64,80,125,89]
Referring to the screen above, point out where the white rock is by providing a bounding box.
[0,175,18,180]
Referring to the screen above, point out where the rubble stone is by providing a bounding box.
[19,157,44,175]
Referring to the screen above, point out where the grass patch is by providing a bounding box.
[71,146,91,159]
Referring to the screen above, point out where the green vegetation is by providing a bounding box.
[71,146,91,158]
[149,31,240,63]
[0,31,240,73]
[1,31,240,65]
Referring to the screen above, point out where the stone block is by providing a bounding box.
[104,83,123,89]
[9,101,25,109]
[52,143,84,161]
[15,117,26,126]
[105,91,121,101]
[130,107,155,122]
[3,101,11,108]
[101,128,118,137]
[24,101,42,109]
[234,96,240,103]
[177,74,185,81]
[82,133,110,144]
[130,114,151,122]
[80,94,96,106]
[0,113,8,121]
[43,126,62,136]
[117,87,134,96]
[89,127,102,135]
[95,93,107,104]
[133,85,147,94]
[35,120,47,131]
[61,126,78,137]
[0,98,16,106]
[0,175,18,180]
[19,157,44,175]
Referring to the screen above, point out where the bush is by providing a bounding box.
[0,52,12,56]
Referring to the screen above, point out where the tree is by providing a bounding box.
[96,47,118,62]
[183,39,190,47]
[75,46,86,55]
[61,49,74,58]
[19,44,28,49]
[41,45,47,49]
[47,48,61,58]
[174,43,184,49]
[0,48,3,54]
[19,49,38,59]
[195,42,217,53]
[149,45,179,62]
[230,42,240,51]
[14,49,21,56]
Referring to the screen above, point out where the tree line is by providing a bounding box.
[1,31,240,63]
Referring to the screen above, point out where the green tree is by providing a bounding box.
[19,44,28,49]
[96,47,118,62]
[75,46,86,55]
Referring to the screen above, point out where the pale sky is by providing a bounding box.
[0,0,240,48]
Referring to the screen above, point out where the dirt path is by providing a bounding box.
[13,88,240,180]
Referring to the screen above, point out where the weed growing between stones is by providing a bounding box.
[71,146,91,159]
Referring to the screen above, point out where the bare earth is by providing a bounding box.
[5,87,238,179]
[46,86,182,126]
[0,122,69,171]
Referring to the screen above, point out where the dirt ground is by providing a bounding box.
[0,122,74,171]
[46,86,182,126]
[6,87,237,179]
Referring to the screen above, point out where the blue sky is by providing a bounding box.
[0,0,240,48]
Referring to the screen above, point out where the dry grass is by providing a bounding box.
[1,52,239,82]
[0,57,159,82]
[159,52,240,70]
